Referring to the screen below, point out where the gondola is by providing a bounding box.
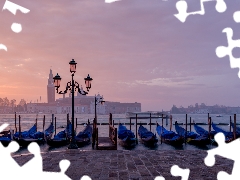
[14,122,54,147]
[212,122,233,142]
[44,122,54,139]
[194,123,217,138]
[175,122,209,146]
[46,121,72,147]
[118,123,136,147]
[138,124,158,146]
[194,123,218,146]
[75,122,93,147]
[156,123,184,146]
[0,130,13,147]
[13,123,40,147]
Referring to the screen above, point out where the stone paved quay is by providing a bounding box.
[12,150,233,180]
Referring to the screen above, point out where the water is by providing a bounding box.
[0,113,238,153]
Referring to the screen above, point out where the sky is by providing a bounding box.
[1,0,240,111]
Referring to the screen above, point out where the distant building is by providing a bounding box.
[47,69,55,104]
[27,102,56,114]
[104,101,141,114]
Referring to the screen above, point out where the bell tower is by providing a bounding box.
[47,69,55,103]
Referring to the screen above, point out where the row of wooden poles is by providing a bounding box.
[13,113,85,137]
[180,113,238,143]
[14,112,45,138]
[111,114,172,142]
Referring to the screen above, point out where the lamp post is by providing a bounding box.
[94,94,105,125]
[53,59,93,149]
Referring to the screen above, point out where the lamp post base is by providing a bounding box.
[68,139,78,149]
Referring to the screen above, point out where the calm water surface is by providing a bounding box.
[0,113,238,153]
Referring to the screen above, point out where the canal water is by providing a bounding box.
[0,113,238,153]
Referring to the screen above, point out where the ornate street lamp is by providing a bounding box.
[53,59,93,149]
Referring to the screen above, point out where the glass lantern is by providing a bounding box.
[84,74,93,90]
[53,73,61,87]
[69,59,77,73]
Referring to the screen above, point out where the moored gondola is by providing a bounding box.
[118,123,136,147]
[212,122,233,143]
[175,122,209,146]
[138,124,158,147]
[0,130,13,147]
[13,123,40,147]
[156,123,184,147]
[46,121,72,147]
[14,122,54,147]
[75,122,93,147]
[194,123,218,146]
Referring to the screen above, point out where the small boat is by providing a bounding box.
[175,122,209,146]
[14,123,41,147]
[14,123,54,147]
[216,115,223,117]
[0,130,13,147]
[118,123,136,147]
[75,122,93,147]
[138,124,158,146]
[212,122,233,142]
[46,121,72,147]
[194,124,218,146]
[44,122,54,139]
[194,124,217,138]
[14,123,37,139]
[156,123,184,146]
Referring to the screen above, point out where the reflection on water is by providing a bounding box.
[0,113,238,153]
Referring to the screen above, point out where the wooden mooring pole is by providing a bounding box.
[76,118,77,129]
[230,116,232,132]
[150,113,152,131]
[190,117,192,132]
[52,114,54,124]
[136,114,138,144]
[185,114,187,144]
[92,118,96,149]
[109,113,112,125]
[208,117,212,138]
[161,114,163,144]
[19,115,21,138]
[55,117,56,136]
[14,112,17,133]
[130,117,132,131]
[170,115,172,131]
[166,115,168,126]
[43,115,45,132]
[36,117,38,132]
[234,114,236,140]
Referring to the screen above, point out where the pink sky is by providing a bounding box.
[1,0,240,111]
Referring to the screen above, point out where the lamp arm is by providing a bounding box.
[75,81,88,95]
[56,81,72,94]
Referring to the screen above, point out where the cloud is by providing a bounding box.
[1,0,240,110]
[136,76,198,87]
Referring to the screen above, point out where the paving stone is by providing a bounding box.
[11,150,233,180]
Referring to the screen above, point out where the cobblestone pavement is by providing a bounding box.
[12,150,233,180]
